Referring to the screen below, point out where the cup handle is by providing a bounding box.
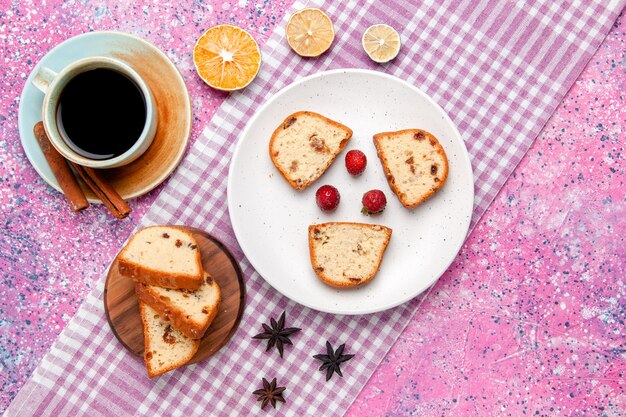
[32,66,58,93]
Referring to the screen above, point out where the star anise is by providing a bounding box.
[253,377,286,409]
[313,341,355,381]
[253,311,301,357]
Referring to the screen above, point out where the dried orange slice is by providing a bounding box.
[362,24,401,63]
[193,25,261,91]
[286,8,334,57]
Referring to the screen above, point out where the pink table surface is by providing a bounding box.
[1,2,624,416]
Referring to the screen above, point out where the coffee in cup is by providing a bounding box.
[32,56,157,169]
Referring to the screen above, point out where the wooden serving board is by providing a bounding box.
[104,226,245,365]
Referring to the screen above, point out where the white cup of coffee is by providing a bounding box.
[32,56,157,169]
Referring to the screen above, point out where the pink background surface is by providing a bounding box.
[1,1,624,416]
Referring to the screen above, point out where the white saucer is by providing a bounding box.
[18,31,192,202]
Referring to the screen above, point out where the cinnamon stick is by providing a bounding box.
[69,162,132,219]
[33,122,89,212]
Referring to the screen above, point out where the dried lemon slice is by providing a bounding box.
[193,25,261,91]
[286,8,334,57]
[362,24,401,63]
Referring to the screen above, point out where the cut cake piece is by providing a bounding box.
[308,222,392,288]
[135,271,221,340]
[373,129,449,208]
[118,226,203,290]
[270,111,353,190]
[138,301,200,378]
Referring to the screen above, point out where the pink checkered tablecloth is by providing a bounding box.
[5,0,624,416]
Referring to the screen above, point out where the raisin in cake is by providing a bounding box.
[139,302,200,378]
[270,111,352,190]
[373,129,448,208]
[135,271,221,340]
[308,222,392,288]
[118,226,203,290]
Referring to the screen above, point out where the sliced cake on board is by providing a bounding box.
[139,302,200,378]
[135,271,221,340]
[118,226,204,290]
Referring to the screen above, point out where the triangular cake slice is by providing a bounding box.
[135,271,221,340]
[118,226,203,290]
[308,222,392,287]
[138,302,200,378]
[270,111,353,190]
[373,129,449,208]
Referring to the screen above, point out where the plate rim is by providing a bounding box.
[17,30,192,202]
[227,68,474,315]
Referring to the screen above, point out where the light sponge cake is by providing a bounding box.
[373,129,448,208]
[135,271,221,340]
[118,226,204,290]
[308,222,392,288]
[139,302,200,378]
[270,111,352,190]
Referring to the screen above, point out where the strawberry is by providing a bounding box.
[361,189,386,214]
[316,185,340,211]
[345,149,367,176]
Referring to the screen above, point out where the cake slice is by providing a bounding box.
[308,222,392,288]
[135,271,221,340]
[373,129,449,208]
[138,302,200,378]
[270,111,352,190]
[118,226,203,290]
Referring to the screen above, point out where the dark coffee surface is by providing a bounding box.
[57,68,146,159]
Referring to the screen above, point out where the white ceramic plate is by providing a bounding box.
[228,69,474,315]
